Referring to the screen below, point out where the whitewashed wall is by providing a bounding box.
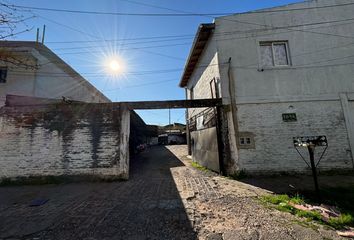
[0,104,130,180]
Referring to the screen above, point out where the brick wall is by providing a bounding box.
[236,100,354,174]
[0,103,130,180]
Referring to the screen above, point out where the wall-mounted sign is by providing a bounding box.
[282,113,297,122]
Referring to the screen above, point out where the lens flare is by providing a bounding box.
[109,60,120,72]
[105,57,125,75]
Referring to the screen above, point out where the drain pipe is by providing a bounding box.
[185,88,192,155]
[227,57,240,148]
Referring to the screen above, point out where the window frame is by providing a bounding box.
[258,40,291,69]
[237,132,255,149]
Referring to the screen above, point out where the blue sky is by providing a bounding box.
[7,0,302,125]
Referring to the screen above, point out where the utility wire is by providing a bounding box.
[51,36,193,51]
[116,0,354,41]
[7,52,354,78]
[5,1,354,16]
[38,15,101,40]
[46,34,195,44]
[5,1,354,42]
[1,3,233,17]
[103,78,177,91]
[120,0,354,15]
[30,15,354,53]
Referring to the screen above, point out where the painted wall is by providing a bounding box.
[212,0,354,174]
[183,0,354,174]
[184,32,226,170]
[0,46,109,107]
[0,51,37,106]
[237,101,353,173]
[0,103,130,180]
[186,31,221,114]
[216,0,354,104]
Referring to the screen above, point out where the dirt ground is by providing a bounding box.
[0,145,353,239]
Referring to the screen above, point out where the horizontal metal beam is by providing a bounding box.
[120,98,222,110]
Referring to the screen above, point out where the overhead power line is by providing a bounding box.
[7,51,354,78]
[4,1,354,17]
[38,15,101,40]
[46,34,195,44]
[103,78,178,91]
[120,0,354,15]
[117,0,354,41]
[1,3,233,17]
[51,37,193,51]
[44,16,354,52]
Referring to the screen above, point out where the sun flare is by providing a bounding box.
[109,60,120,72]
[105,57,125,75]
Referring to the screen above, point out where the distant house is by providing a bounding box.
[158,123,186,145]
[0,41,109,106]
[180,0,354,174]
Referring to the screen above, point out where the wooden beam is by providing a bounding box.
[119,98,222,110]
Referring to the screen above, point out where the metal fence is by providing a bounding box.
[188,107,216,132]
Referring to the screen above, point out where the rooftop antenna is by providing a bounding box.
[41,25,46,44]
[36,28,39,42]
[169,108,171,134]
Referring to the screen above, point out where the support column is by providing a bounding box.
[119,105,131,179]
[340,93,354,168]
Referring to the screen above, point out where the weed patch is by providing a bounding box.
[227,170,247,180]
[261,191,354,230]
[191,161,209,172]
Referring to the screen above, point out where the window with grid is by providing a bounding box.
[260,41,290,67]
[0,67,7,83]
[239,137,251,145]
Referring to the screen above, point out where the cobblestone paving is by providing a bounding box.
[0,146,196,240]
[0,145,348,240]
[166,145,345,240]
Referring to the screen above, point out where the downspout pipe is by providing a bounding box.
[185,88,192,155]
[227,57,240,148]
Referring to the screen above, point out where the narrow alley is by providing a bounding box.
[0,145,348,240]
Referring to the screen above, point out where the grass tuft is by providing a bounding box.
[262,194,290,205]
[227,170,247,180]
[327,213,354,229]
[191,161,209,172]
[261,191,354,230]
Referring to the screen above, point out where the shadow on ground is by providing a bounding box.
[241,174,354,216]
[240,174,354,194]
[0,146,196,240]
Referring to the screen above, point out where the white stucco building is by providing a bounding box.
[180,0,354,174]
[0,41,109,106]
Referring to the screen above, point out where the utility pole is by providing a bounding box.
[308,144,321,201]
[168,108,171,134]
